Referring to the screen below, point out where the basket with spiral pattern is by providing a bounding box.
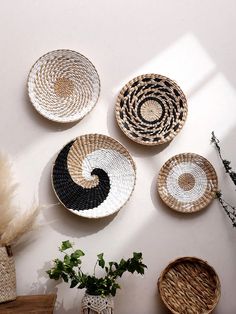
[28,49,100,123]
[158,257,221,314]
[115,74,187,145]
[52,134,136,218]
[0,246,16,303]
[157,153,218,213]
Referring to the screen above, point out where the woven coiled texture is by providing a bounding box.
[157,153,218,213]
[81,293,114,314]
[0,247,16,303]
[116,74,187,145]
[158,257,221,314]
[52,134,136,218]
[28,50,100,123]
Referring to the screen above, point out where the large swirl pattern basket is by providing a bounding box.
[52,134,136,218]
[115,74,188,145]
[157,153,218,213]
[28,49,100,123]
[158,257,221,314]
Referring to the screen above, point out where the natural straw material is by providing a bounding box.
[157,153,218,213]
[0,246,16,303]
[158,257,221,314]
[28,49,100,123]
[52,134,136,218]
[116,74,187,146]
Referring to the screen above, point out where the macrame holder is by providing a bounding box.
[81,293,114,314]
[0,246,16,303]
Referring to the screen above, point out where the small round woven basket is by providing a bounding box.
[52,134,136,218]
[0,246,16,303]
[158,257,221,314]
[157,153,218,213]
[28,49,100,123]
[115,74,188,146]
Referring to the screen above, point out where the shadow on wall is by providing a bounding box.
[38,153,117,238]
[30,261,80,314]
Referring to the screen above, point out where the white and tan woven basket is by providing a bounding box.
[28,49,100,123]
[0,246,16,303]
[157,153,218,213]
[52,134,136,218]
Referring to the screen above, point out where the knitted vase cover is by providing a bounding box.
[28,49,100,123]
[0,246,16,303]
[157,153,218,213]
[116,74,187,145]
[81,294,114,314]
[52,134,136,218]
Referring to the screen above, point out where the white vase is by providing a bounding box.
[81,293,114,314]
[0,246,16,303]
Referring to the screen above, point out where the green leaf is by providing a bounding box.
[133,252,142,260]
[73,249,85,258]
[61,273,68,282]
[97,253,105,268]
[60,240,73,251]
[70,279,78,288]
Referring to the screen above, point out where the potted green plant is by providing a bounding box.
[47,240,147,314]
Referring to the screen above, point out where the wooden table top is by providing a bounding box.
[0,294,56,314]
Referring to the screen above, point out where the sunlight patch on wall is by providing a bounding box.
[113,32,216,94]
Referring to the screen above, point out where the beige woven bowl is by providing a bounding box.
[157,153,218,213]
[158,257,221,314]
[116,74,188,146]
[28,49,100,123]
[52,134,136,218]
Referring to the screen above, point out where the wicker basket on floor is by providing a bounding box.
[0,246,16,303]
[158,257,221,314]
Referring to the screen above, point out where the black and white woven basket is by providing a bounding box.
[116,74,188,145]
[52,134,136,218]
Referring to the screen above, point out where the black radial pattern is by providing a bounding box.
[116,74,188,145]
[52,140,110,211]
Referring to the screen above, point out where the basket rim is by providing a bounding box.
[157,256,221,314]
[157,152,218,213]
[27,49,101,123]
[51,133,136,219]
[115,73,188,146]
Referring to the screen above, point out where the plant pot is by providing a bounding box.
[81,293,114,314]
[0,246,16,303]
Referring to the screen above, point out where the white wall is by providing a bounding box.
[1,0,236,313]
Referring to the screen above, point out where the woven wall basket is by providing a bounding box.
[52,134,136,218]
[81,293,114,314]
[28,49,100,123]
[0,246,16,303]
[157,153,218,213]
[158,257,221,314]
[115,74,188,146]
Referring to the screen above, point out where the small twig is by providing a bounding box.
[211,132,236,186]
[216,192,236,227]
[211,132,236,227]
